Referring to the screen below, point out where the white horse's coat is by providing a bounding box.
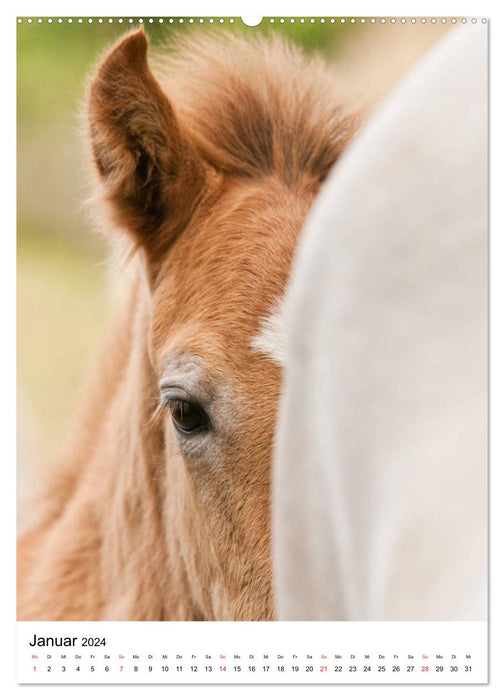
[273,23,487,621]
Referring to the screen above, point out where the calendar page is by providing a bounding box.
[16,13,488,686]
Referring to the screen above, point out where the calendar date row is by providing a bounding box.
[33,663,474,674]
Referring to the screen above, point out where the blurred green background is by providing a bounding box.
[17,16,451,469]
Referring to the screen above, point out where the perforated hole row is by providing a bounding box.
[16,17,488,25]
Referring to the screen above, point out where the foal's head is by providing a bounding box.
[89,29,356,619]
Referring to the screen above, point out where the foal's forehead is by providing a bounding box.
[151,177,313,360]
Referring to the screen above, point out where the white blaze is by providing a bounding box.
[250,298,288,368]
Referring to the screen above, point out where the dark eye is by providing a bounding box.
[169,399,209,435]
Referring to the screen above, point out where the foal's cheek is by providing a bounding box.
[161,395,274,618]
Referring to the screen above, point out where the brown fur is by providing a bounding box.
[17,28,357,620]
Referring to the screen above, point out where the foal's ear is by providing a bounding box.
[88,29,205,264]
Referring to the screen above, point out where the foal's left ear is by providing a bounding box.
[88,29,206,266]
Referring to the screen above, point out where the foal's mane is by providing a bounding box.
[154,31,357,185]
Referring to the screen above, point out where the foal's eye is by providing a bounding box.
[168,399,209,434]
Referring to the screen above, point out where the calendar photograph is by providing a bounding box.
[17,15,488,684]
